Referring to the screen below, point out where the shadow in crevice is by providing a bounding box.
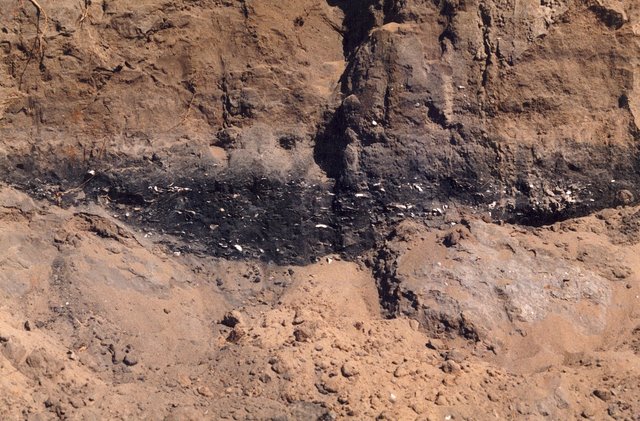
[313,108,349,183]
[326,0,380,59]
[314,1,384,186]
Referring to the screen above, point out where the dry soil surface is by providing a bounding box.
[1,0,640,420]
[0,187,638,420]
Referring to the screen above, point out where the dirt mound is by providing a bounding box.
[0,186,638,420]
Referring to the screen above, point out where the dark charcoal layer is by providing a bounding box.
[4,143,640,266]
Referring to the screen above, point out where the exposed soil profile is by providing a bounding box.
[0,0,639,420]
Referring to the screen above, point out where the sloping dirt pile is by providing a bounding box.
[0,187,638,420]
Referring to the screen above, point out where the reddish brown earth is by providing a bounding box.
[0,0,639,420]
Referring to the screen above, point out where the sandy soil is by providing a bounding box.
[0,0,639,420]
[0,186,637,420]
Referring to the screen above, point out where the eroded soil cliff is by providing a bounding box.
[0,0,639,420]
